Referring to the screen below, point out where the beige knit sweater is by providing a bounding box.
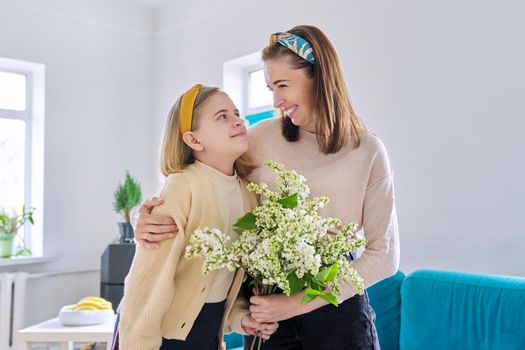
[247,118,400,301]
[118,162,258,350]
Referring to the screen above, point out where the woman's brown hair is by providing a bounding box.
[160,86,253,178]
[262,25,365,154]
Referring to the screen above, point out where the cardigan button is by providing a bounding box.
[202,286,206,292]
[181,322,185,328]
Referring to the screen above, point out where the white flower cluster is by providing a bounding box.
[185,161,366,302]
[185,227,239,274]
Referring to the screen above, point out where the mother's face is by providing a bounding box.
[264,56,316,132]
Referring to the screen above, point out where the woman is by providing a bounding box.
[133,25,399,349]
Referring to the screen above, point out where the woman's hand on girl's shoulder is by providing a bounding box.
[132,197,178,248]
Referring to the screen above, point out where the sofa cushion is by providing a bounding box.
[400,270,525,350]
[224,332,243,349]
[367,270,405,350]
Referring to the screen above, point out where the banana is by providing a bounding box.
[99,302,112,309]
[74,305,99,311]
[79,296,107,303]
[75,300,105,309]
[71,296,113,311]
[77,296,113,310]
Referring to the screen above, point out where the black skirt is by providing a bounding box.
[243,292,380,350]
[112,300,226,350]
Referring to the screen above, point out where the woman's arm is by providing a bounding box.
[336,171,400,301]
[249,290,326,323]
[131,197,178,248]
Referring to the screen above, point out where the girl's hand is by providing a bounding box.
[241,313,279,340]
[132,197,178,248]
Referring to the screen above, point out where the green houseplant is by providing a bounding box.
[113,171,142,243]
[0,206,35,258]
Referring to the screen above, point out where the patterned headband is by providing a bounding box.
[179,84,203,134]
[269,32,315,64]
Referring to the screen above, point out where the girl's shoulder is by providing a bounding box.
[161,163,205,194]
[157,164,210,217]
[159,172,191,200]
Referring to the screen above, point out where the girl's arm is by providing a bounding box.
[119,176,190,349]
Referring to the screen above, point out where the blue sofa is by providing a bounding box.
[225,270,525,349]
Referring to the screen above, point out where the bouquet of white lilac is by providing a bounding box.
[186,160,366,308]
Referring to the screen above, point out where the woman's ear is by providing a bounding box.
[182,131,204,152]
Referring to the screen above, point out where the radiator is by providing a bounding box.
[0,272,27,350]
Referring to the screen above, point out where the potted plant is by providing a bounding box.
[0,206,35,258]
[113,171,142,243]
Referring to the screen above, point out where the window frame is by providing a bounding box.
[0,57,45,256]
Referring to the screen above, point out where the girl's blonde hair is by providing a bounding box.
[262,25,366,154]
[160,86,253,178]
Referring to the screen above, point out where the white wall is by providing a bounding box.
[0,0,158,325]
[153,0,525,277]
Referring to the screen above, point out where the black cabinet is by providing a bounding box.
[100,243,135,311]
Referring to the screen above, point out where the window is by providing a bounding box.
[245,68,274,126]
[223,52,275,127]
[0,57,45,256]
[0,72,27,212]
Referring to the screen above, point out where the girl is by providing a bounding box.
[134,25,399,349]
[116,85,278,350]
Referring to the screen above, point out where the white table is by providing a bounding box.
[17,317,115,350]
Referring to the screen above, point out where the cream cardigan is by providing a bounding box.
[118,162,258,350]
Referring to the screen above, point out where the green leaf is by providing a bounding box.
[305,287,323,297]
[277,193,298,209]
[233,212,256,234]
[315,263,339,283]
[319,292,339,307]
[287,271,308,294]
[15,248,32,257]
[301,287,323,304]
[309,279,324,291]
[300,288,339,307]
[301,293,316,304]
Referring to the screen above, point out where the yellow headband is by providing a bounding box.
[179,84,203,133]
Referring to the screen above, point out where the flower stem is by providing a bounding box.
[250,332,259,350]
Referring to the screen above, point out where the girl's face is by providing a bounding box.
[192,92,248,159]
[264,56,316,132]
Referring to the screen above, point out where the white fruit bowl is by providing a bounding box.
[58,304,115,326]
